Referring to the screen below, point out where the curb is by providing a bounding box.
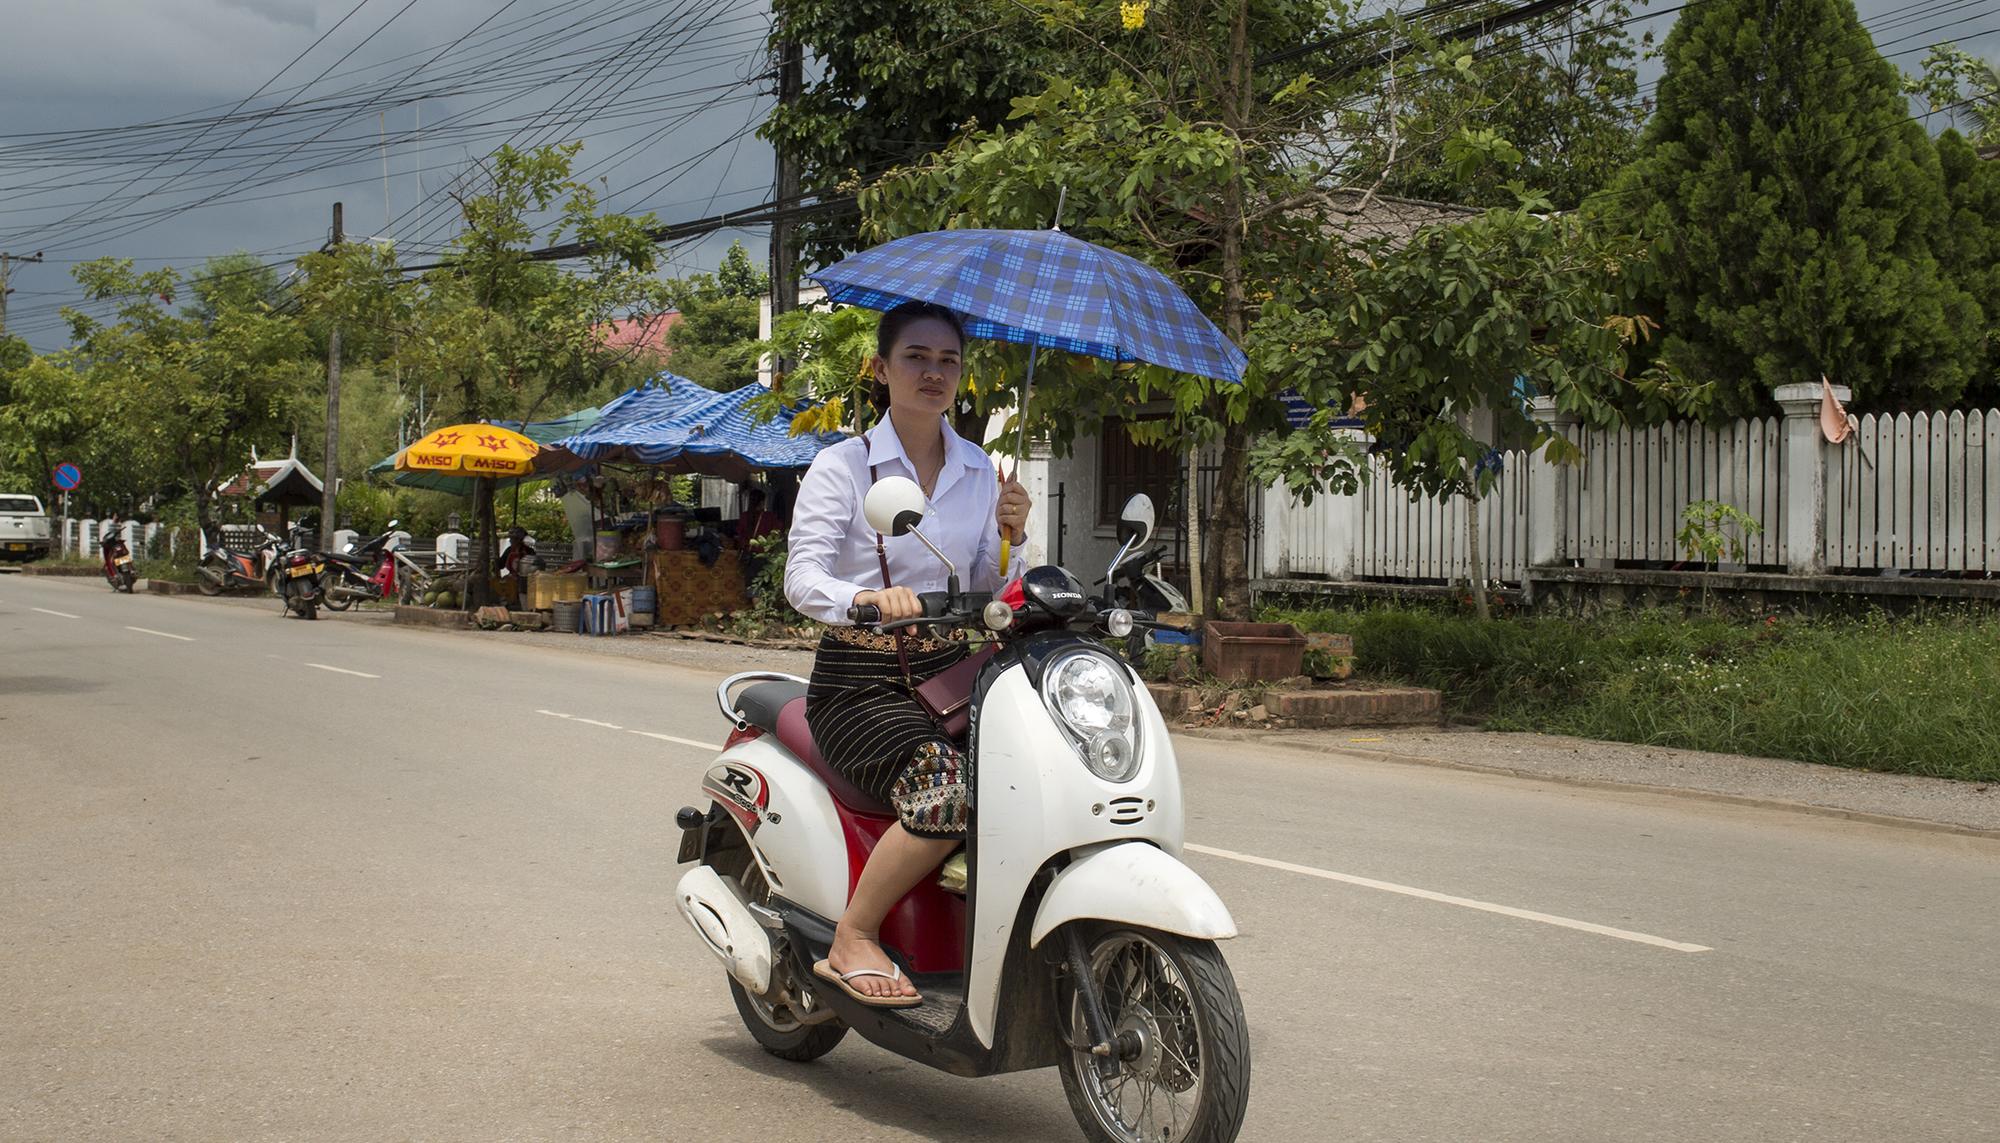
[394,604,470,629]
[1183,728,2000,841]
[143,579,204,595]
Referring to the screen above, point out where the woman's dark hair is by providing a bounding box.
[870,301,966,414]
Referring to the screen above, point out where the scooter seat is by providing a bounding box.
[735,680,805,735]
[775,697,895,817]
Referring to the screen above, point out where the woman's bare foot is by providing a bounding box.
[827,922,919,1000]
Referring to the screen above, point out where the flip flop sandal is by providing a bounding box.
[812,959,924,1009]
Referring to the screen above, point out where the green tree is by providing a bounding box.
[61,257,315,534]
[1904,44,2000,146]
[299,143,669,602]
[1607,0,1980,415]
[760,0,1071,264]
[1935,129,2000,407]
[1349,2,1650,210]
[817,0,1686,618]
[661,242,767,391]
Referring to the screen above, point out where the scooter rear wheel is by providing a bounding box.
[1056,925,1251,1143]
[197,560,224,596]
[728,976,847,1062]
[322,582,355,611]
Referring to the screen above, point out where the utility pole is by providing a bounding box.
[321,203,343,551]
[0,250,46,336]
[769,30,803,321]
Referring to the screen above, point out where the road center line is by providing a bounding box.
[305,663,379,679]
[535,709,626,731]
[630,730,722,751]
[32,607,80,618]
[1186,843,1713,953]
[125,626,194,642]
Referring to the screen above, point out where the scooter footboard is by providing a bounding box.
[1028,841,1237,947]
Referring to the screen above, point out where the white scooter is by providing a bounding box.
[673,478,1250,1143]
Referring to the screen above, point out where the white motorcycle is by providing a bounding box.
[674,478,1250,1143]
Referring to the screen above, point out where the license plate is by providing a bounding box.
[287,563,324,578]
[5,543,24,552]
[115,556,133,567]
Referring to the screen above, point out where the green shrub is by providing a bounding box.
[1266,603,2000,781]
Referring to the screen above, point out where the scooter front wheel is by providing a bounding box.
[1056,925,1251,1143]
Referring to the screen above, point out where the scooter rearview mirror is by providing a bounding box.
[863,477,929,538]
[1117,494,1155,548]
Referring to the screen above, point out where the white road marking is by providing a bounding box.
[305,663,380,679]
[125,626,194,642]
[535,709,623,730]
[630,730,722,751]
[536,710,719,751]
[1186,843,1713,954]
[32,607,80,618]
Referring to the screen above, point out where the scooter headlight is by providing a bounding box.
[1041,649,1141,783]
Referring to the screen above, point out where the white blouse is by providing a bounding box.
[784,415,1005,625]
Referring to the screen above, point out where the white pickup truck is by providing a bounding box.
[0,494,53,560]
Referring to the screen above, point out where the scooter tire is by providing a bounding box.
[728,977,847,1063]
[119,571,136,593]
[322,589,354,612]
[197,560,224,596]
[1055,925,1251,1143]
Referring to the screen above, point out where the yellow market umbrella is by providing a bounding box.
[395,424,541,479]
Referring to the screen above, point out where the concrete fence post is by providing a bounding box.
[1774,382,1842,575]
[1527,397,1580,567]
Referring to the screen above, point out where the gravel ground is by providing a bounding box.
[144,589,2000,837]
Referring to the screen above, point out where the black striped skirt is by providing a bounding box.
[805,630,969,838]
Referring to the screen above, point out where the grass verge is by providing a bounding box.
[1264,603,2000,782]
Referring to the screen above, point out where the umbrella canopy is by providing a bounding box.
[541,375,845,480]
[396,424,540,479]
[808,228,1247,383]
[369,407,603,494]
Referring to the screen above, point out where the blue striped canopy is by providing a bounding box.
[808,228,1247,383]
[544,374,846,480]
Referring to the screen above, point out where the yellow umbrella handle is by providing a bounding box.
[999,534,1011,578]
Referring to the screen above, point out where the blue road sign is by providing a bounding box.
[51,462,81,491]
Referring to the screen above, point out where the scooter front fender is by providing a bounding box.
[1028,841,1237,948]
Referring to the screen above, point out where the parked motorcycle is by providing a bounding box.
[197,528,281,596]
[273,530,326,620]
[322,521,415,610]
[100,522,137,593]
[676,482,1250,1143]
[1101,541,1190,661]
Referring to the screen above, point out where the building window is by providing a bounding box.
[1098,417,1179,526]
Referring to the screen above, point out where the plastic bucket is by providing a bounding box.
[551,598,581,633]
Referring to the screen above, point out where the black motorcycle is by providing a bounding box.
[273,529,327,620]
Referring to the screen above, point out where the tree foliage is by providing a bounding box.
[760,0,1072,264]
[1348,2,1650,210]
[1608,0,1980,415]
[662,241,766,391]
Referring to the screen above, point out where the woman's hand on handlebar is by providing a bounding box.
[853,586,922,623]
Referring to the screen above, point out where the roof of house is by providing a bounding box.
[597,312,682,362]
[1320,189,1483,247]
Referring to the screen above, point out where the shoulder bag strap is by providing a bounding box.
[868,462,914,685]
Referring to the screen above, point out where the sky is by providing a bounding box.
[1,0,1996,354]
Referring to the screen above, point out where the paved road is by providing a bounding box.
[3,576,1996,1142]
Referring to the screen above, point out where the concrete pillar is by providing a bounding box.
[331,528,359,555]
[1527,396,1581,568]
[434,531,469,567]
[1774,382,1842,575]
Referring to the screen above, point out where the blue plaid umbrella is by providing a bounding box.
[809,228,1246,383]
[811,226,1244,572]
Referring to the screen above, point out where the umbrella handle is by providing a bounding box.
[999,535,1010,578]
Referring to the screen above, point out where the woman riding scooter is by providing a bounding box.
[783,301,1032,1007]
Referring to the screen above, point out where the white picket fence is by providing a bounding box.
[1260,389,2000,587]
[1826,409,2000,572]
[1260,452,1531,585]
[1560,416,1788,567]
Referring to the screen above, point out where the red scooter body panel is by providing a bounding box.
[835,803,967,974]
